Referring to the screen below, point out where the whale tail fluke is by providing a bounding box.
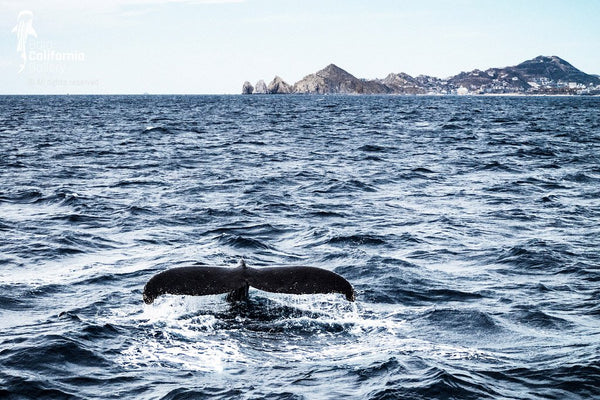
[143,263,355,304]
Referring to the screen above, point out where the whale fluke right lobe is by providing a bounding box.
[247,266,355,301]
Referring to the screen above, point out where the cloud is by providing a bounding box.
[112,0,244,4]
[1,0,243,13]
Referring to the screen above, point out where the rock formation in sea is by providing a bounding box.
[242,81,254,95]
[267,76,293,94]
[254,80,268,94]
[242,56,600,95]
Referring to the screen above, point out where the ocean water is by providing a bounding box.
[1,95,599,399]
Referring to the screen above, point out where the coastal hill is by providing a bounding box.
[243,56,600,95]
[293,63,389,94]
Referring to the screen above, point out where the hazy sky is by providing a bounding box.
[1,0,599,94]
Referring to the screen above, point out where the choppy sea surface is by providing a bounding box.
[1,95,599,399]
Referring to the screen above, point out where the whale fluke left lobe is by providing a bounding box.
[143,266,244,304]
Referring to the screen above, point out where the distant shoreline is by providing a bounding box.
[1,93,599,97]
[242,56,600,96]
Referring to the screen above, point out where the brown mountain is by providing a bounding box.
[292,64,389,94]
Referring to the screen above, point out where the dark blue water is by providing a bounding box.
[1,95,599,399]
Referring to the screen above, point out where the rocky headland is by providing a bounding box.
[243,56,600,95]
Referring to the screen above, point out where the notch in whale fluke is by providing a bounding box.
[143,260,355,304]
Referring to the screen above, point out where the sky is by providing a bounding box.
[1,0,599,94]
